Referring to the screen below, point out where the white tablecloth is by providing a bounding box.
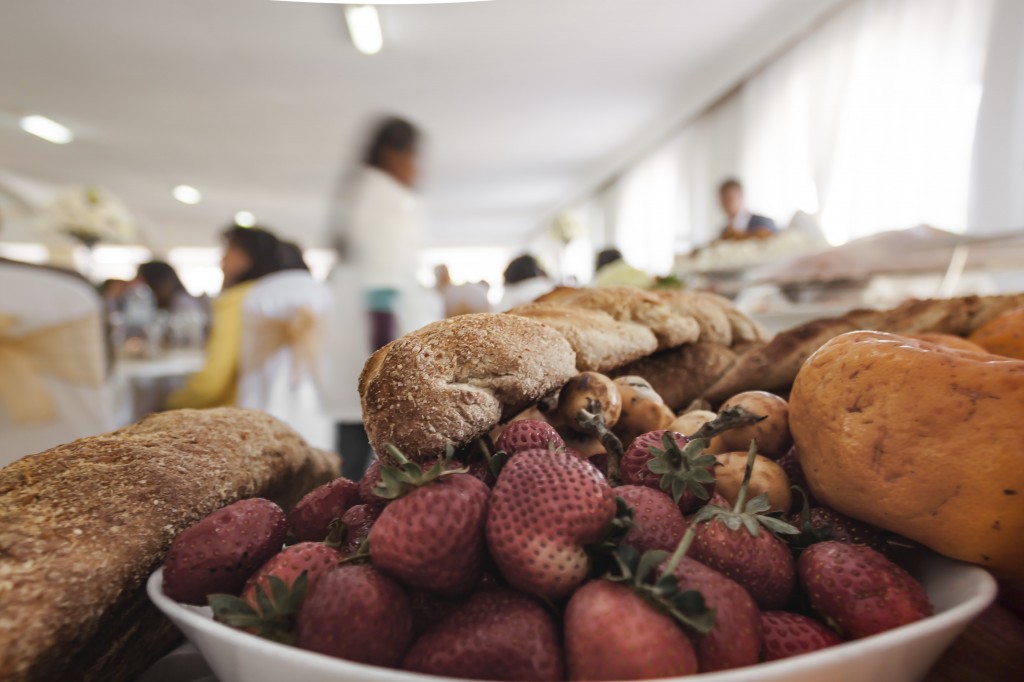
[112,350,205,427]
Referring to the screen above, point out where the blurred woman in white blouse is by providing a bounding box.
[498,254,554,311]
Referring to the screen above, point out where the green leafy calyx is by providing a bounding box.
[373,445,468,500]
[645,432,717,505]
[208,571,309,645]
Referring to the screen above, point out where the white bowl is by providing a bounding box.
[147,552,996,682]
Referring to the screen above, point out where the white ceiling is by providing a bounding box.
[0,0,843,252]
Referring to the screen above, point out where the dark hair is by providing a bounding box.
[222,226,281,285]
[718,177,743,195]
[277,241,309,272]
[503,254,547,285]
[364,116,419,170]
[137,261,187,309]
[595,248,623,271]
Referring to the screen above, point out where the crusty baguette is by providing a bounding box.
[702,293,1024,403]
[610,342,739,411]
[0,408,340,682]
[359,314,578,460]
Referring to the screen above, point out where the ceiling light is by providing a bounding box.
[234,210,256,227]
[345,5,383,55]
[172,185,202,205]
[19,115,74,144]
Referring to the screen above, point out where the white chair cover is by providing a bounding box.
[0,263,113,466]
[237,270,335,451]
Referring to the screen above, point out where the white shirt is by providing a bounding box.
[346,167,422,291]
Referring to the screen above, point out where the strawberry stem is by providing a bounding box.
[662,525,697,578]
[732,439,759,513]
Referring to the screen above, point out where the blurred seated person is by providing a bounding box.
[435,264,491,316]
[592,248,653,288]
[99,278,130,314]
[717,178,777,241]
[166,226,281,409]
[237,238,334,450]
[1,254,113,463]
[137,261,203,315]
[498,254,554,310]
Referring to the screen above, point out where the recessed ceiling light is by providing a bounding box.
[172,185,202,205]
[345,5,383,55]
[234,211,256,227]
[19,115,74,144]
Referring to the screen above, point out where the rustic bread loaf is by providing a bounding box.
[0,408,340,682]
[506,303,658,372]
[702,293,1024,403]
[359,314,577,460]
[610,342,739,411]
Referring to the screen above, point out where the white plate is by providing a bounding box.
[147,552,996,682]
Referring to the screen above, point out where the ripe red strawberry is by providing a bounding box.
[242,542,343,614]
[807,507,892,556]
[615,485,687,553]
[799,541,932,639]
[210,541,344,642]
[369,449,489,596]
[486,448,616,599]
[163,498,286,605]
[296,564,413,667]
[689,444,798,609]
[663,556,763,671]
[287,477,359,543]
[761,610,843,660]
[620,430,717,513]
[495,419,564,456]
[338,503,380,556]
[404,588,563,681]
[564,580,697,680]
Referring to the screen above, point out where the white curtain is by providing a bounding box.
[592,0,995,263]
[741,0,992,245]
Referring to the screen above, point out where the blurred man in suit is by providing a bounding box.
[718,178,777,241]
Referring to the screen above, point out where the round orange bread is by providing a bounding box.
[908,332,987,354]
[789,331,1024,583]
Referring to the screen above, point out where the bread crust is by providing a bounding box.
[0,408,339,682]
[359,314,577,460]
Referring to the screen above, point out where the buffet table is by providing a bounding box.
[112,349,205,427]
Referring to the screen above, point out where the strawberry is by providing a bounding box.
[787,495,895,558]
[615,485,687,553]
[664,556,763,671]
[338,503,380,556]
[486,448,616,599]
[287,477,359,543]
[495,419,564,456]
[209,542,343,643]
[798,541,932,639]
[564,580,698,680]
[296,564,414,667]
[761,610,843,660]
[369,447,489,596]
[242,542,342,613]
[163,498,286,605]
[690,444,798,610]
[404,588,563,681]
[620,430,717,513]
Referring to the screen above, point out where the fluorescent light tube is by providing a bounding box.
[345,5,383,55]
[19,115,74,144]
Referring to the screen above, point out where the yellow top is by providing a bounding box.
[166,281,254,410]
